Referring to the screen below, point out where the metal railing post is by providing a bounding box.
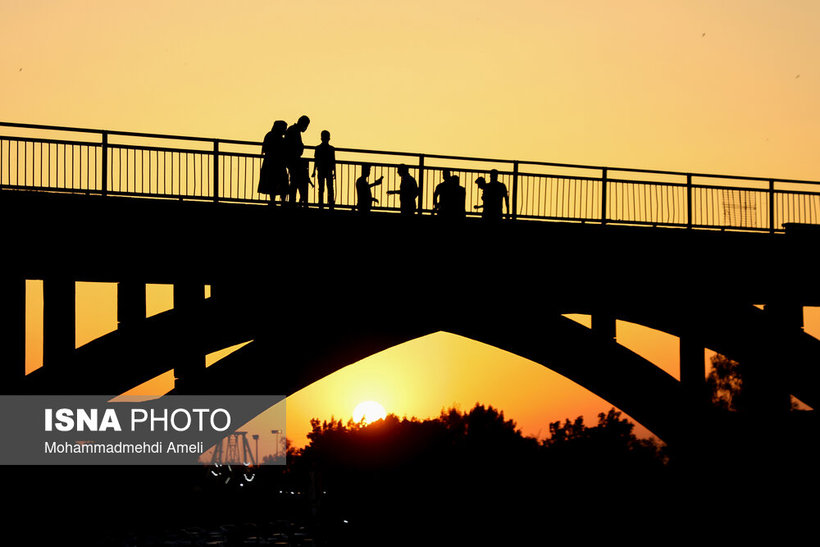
[769,179,775,233]
[213,140,220,202]
[101,132,108,196]
[417,154,425,214]
[686,174,692,229]
[601,167,608,225]
[511,161,519,220]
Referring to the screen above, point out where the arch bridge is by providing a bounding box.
[2,122,820,446]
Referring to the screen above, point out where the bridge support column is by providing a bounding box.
[0,276,26,388]
[763,302,803,332]
[43,278,75,368]
[117,281,146,330]
[741,302,803,414]
[680,334,706,404]
[173,281,206,392]
[591,312,616,341]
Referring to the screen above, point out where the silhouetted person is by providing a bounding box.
[292,158,313,206]
[285,115,310,204]
[313,130,336,210]
[436,174,465,220]
[386,164,418,215]
[356,164,382,215]
[258,120,288,205]
[474,169,509,221]
[432,169,453,214]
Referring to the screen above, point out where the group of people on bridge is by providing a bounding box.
[258,115,510,221]
[258,115,337,209]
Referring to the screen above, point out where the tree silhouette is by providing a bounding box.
[543,408,666,482]
[705,353,745,411]
[281,403,669,542]
[705,352,799,412]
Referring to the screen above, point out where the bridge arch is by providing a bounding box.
[561,301,820,410]
[22,294,690,442]
[33,277,820,444]
[178,305,688,443]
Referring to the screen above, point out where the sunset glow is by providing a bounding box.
[353,401,388,425]
[5,1,819,449]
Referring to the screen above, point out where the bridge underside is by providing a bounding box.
[5,191,820,446]
[18,281,820,446]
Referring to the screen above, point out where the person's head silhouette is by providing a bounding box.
[361,164,371,177]
[320,130,330,143]
[397,164,408,177]
[297,115,310,132]
[490,169,499,182]
[274,120,287,135]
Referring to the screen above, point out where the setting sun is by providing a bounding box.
[353,401,388,425]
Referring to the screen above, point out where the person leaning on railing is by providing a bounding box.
[356,164,383,215]
[285,115,310,204]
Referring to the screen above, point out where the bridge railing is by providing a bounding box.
[2,121,819,232]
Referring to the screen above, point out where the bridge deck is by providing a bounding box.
[3,121,820,232]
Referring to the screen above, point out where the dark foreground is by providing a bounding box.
[6,452,818,547]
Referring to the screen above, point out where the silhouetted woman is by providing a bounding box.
[259,120,288,205]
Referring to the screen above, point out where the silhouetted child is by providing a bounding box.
[386,164,418,215]
[293,158,313,207]
[356,164,383,215]
[313,130,336,210]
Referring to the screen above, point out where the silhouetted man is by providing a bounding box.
[285,115,310,204]
[432,169,453,215]
[313,130,336,210]
[474,169,509,221]
[387,164,418,215]
[437,174,465,220]
[356,164,383,215]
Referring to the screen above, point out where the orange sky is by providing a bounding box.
[5,2,820,446]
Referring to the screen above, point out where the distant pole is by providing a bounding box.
[252,434,259,466]
[271,429,281,459]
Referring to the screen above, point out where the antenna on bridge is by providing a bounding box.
[722,188,757,228]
